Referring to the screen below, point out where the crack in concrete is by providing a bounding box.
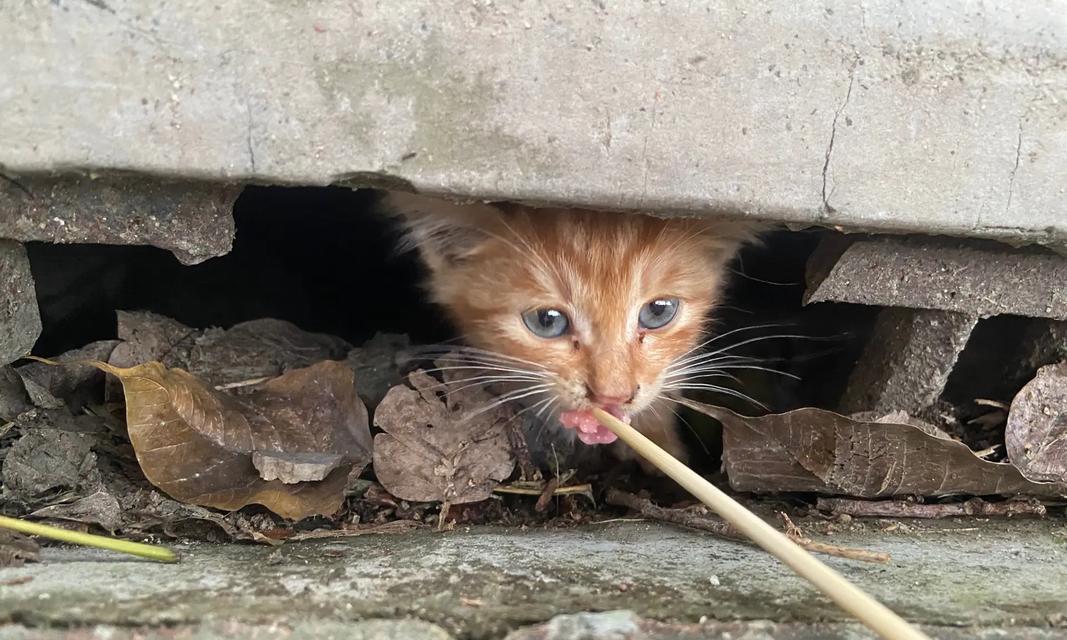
[1005,122,1023,215]
[79,0,116,14]
[820,69,856,215]
[245,102,257,173]
[639,90,660,205]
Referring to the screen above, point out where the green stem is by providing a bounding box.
[0,515,177,563]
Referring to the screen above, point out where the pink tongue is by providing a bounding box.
[559,408,627,445]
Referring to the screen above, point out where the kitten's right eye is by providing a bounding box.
[521,308,570,338]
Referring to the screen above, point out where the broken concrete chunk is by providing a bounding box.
[805,236,1067,320]
[0,176,240,265]
[1009,319,1067,389]
[839,307,978,415]
[0,366,32,421]
[1,426,102,503]
[252,451,347,484]
[1006,362,1067,484]
[0,241,41,367]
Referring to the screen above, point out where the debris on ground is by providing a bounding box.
[1006,361,1067,483]
[102,359,370,520]
[605,488,890,564]
[691,402,1067,498]
[1,310,1064,551]
[107,311,351,391]
[372,368,515,507]
[816,497,1050,519]
[0,530,39,568]
[344,332,412,409]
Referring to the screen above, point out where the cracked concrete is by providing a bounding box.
[0,1,1064,248]
[820,68,857,215]
[1005,122,1024,216]
[0,521,1064,639]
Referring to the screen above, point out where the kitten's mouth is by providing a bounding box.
[558,406,629,445]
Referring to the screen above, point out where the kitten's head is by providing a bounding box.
[386,192,753,443]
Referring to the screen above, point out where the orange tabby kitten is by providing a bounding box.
[386,192,754,464]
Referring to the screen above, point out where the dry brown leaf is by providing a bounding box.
[1006,362,1067,483]
[684,401,1066,498]
[98,359,371,520]
[108,312,351,390]
[373,369,515,504]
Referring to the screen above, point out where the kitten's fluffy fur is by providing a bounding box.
[386,192,753,463]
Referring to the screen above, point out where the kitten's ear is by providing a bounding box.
[698,219,765,267]
[382,192,503,272]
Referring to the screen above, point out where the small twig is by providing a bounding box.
[493,482,593,497]
[606,489,889,564]
[0,515,176,563]
[972,444,1003,459]
[214,377,273,391]
[817,497,1048,519]
[437,501,452,531]
[974,398,1010,410]
[286,520,423,541]
[535,478,561,512]
[606,489,741,538]
[778,512,890,565]
[592,408,926,640]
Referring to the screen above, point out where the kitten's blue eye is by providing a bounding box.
[521,308,570,338]
[639,297,680,330]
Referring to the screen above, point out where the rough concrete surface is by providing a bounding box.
[2,1,1066,247]
[2,617,1067,640]
[0,521,1065,639]
[0,241,41,367]
[0,176,241,265]
[838,308,978,415]
[806,236,1067,320]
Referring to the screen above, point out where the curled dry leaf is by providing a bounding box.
[373,369,515,504]
[684,401,1066,498]
[98,359,372,520]
[1006,362,1067,484]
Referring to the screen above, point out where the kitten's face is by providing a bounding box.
[388,193,750,442]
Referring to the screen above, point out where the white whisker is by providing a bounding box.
[663,383,769,411]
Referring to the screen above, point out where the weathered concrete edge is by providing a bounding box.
[3,170,1065,255]
[0,618,1064,640]
[0,173,241,265]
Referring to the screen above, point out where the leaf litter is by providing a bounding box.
[3,309,1065,553]
[101,358,371,520]
[372,368,515,505]
[690,402,1066,498]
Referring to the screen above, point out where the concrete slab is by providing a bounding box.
[2,1,1065,248]
[0,241,41,367]
[0,521,1064,639]
[805,236,1067,320]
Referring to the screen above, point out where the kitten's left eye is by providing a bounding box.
[638,297,680,330]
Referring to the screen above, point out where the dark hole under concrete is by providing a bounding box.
[24,185,876,415]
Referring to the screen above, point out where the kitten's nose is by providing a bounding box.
[585,384,638,407]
